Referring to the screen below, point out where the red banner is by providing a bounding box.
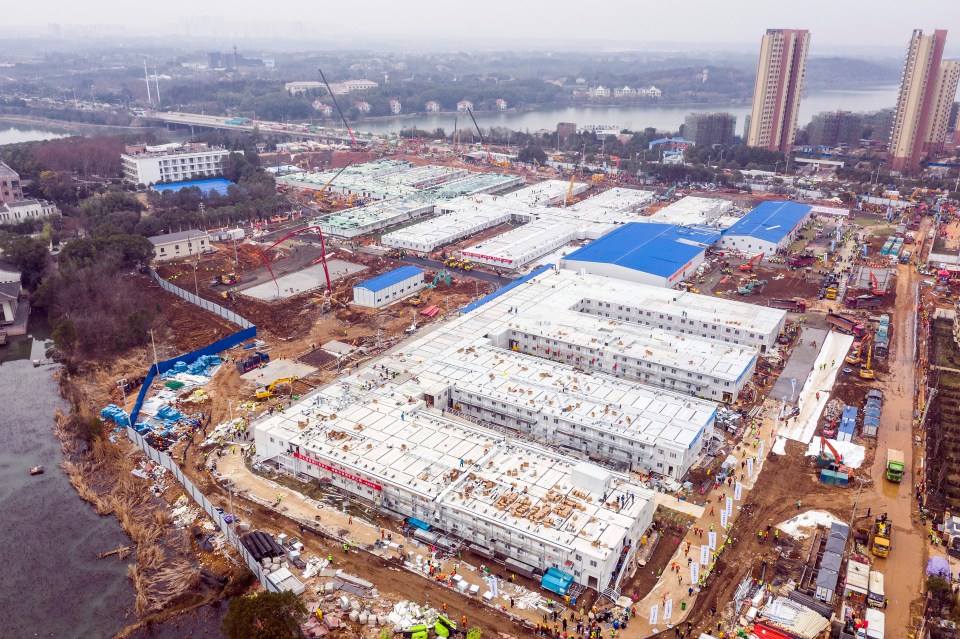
[293,452,382,491]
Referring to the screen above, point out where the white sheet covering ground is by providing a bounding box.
[804,438,866,469]
[777,331,854,444]
[776,510,847,539]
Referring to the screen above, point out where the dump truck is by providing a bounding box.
[845,294,883,310]
[870,517,891,558]
[210,272,241,286]
[885,449,905,482]
[788,253,817,269]
[769,297,807,312]
[827,313,866,337]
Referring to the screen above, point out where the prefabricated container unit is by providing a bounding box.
[352,266,425,308]
[868,571,885,608]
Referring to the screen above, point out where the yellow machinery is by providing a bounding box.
[461,260,473,271]
[406,294,424,307]
[566,173,576,205]
[845,333,872,365]
[591,173,605,184]
[255,376,298,400]
[859,345,875,379]
[870,517,891,557]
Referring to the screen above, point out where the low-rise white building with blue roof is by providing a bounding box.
[352,265,424,308]
[718,200,812,256]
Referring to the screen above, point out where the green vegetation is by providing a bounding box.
[221,590,307,639]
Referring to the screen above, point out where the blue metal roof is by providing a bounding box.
[563,223,720,278]
[460,265,552,314]
[151,177,235,195]
[723,201,812,244]
[355,265,423,293]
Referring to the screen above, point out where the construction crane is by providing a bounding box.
[259,226,333,297]
[465,108,495,166]
[318,66,358,147]
[739,253,765,272]
[860,345,875,379]
[312,161,353,205]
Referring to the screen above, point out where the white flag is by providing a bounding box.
[649,604,658,625]
[758,441,764,458]
[734,481,743,501]
[708,531,717,550]
[690,561,700,584]
[725,497,733,517]
[747,457,755,477]
[663,599,673,620]
[720,509,728,528]
[700,544,710,566]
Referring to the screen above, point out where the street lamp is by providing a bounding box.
[116,379,131,427]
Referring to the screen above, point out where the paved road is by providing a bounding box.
[397,255,515,287]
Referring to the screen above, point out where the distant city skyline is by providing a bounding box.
[2,0,959,56]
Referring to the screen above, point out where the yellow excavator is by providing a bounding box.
[845,333,872,366]
[255,376,298,400]
[859,346,875,380]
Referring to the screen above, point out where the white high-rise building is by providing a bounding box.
[121,143,230,186]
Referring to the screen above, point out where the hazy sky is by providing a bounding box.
[7,0,960,54]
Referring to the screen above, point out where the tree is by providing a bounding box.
[0,235,50,291]
[221,591,307,639]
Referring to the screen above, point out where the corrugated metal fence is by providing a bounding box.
[122,270,270,588]
[124,425,279,592]
[148,268,253,329]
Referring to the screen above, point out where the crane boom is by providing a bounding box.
[260,226,333,296]
[318,66,357,147]
[465,108,494,165]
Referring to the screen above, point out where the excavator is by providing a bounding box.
[255,376,298,400]
[859,345,875,380]
[406,293,425,307]
[870,271,884,296]
[739,253,765,272]
[845,332,872,366]
[565,172,577,206]
[817,435,844,468]
[426,271,452,289]
[737,279,768,295]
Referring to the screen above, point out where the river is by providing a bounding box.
[352,85,901,136]
[0,319,134,638]
[0,123,70,145]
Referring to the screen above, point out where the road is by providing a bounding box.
[860,257,926,633]
[397,254,515,287]
[147,111,371,146]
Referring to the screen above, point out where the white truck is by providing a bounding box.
[858,608,884,639]
[868,570,885,608]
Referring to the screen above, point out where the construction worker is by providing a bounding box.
[327,554,333,563]
[442,603,447,613]
[462,615,468,627]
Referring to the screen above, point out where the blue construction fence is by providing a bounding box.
[129,325,257,428]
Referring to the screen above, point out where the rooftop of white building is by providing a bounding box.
[258,381,652,560]
[501,308,758,383]
[645,196,732,226]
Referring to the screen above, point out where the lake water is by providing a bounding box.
[0,123,70,145]
[352,85,902,136]
[0,319,133,638]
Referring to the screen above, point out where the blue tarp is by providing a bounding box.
[407,518,432,532]
[927,556,951,577]
[540,568,574,596]
[101,404,130,427]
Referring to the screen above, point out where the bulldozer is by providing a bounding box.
[255,376,298,400]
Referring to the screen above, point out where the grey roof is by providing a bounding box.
[824,536,846,555]
[830,522,850,539]
[0,162,19,180]
[0,280,21,301]
[820,552,842,572]
[149,230,210,246]
[816,567,839,590]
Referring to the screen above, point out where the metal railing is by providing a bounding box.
[148,268,252,329]
[124,425,279,592]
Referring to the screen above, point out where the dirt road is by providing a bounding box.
[859,259,927,632]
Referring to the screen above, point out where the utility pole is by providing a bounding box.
[148,329,160,375]
[143,59,152,105]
